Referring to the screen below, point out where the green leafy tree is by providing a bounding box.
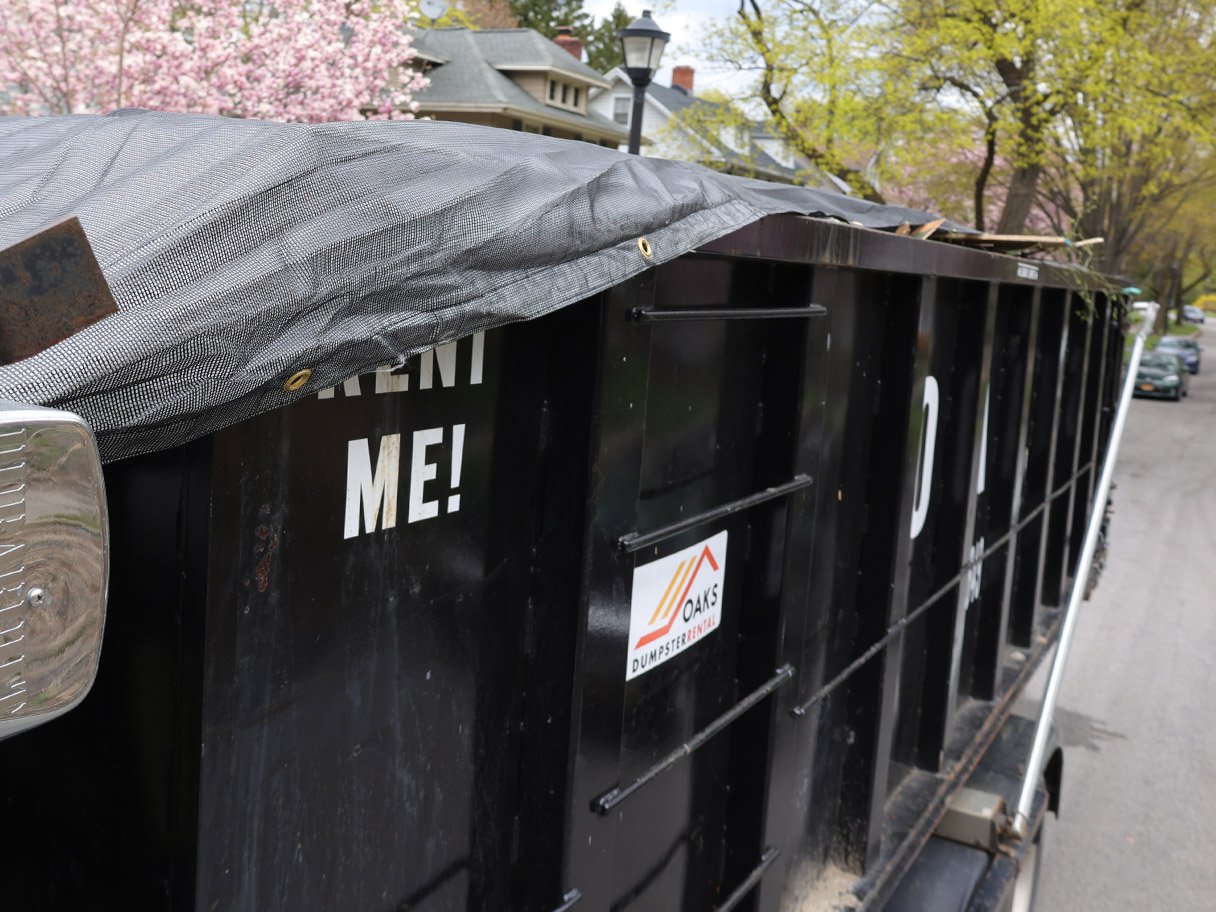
[886,0,1216,252]
[584,2,631,73]
[508,0,592,38]
[700,1,897,201]
[1039,0,1216,275]
[697,0,1216,254]
[885,0,1082,233]
[428,1,518,28]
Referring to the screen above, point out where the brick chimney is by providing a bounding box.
[553,26,584,62]
[672,66,695,95]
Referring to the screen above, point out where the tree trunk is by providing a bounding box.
[1153,255,1177,335]
[996,163,1043,235]
[1173,262,1184,328]
[973,123,997,233]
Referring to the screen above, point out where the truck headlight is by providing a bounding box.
[0,402,107,740]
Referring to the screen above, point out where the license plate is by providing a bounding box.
[1140,383,1155,391]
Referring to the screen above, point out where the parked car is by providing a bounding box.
[1135,351,1188,400]
[1155,335,1202,373]
[1182,304,1206,324]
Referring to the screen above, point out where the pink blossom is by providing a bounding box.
[0,1,428,122]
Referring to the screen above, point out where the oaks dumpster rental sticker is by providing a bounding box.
[626,531,727,681]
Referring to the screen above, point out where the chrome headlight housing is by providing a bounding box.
[0,402,107,740]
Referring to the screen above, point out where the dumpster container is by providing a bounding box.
[0,113,1129,912]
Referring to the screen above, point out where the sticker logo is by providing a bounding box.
[626,530,727,680]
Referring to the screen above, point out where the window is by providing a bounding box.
[561,83,569,104]
[573,87,581,108]
[548,80,556,101]
[613,96,629,124]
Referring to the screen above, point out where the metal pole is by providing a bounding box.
[1011,302,1157,838]
[627,82,647,155]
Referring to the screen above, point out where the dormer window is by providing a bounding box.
[540,78,587,113]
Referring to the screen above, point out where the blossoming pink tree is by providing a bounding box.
[0,0,427,121]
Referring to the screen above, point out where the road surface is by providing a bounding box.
[1033,347,1216,910]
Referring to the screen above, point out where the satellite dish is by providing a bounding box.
[420,0,448,21]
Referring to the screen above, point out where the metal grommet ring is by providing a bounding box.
[283,368,313,392]
[637,236,654,259]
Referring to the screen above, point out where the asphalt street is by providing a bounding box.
[1031,339,1216,911]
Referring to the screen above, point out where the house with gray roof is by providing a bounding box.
[410,28,629,148]
[587,66,848,192]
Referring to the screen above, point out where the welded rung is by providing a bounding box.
[592,665,794,815]
[618,475,813,553]
[548,888,582,912]
[715,847,780,912]
[629,305,826,322]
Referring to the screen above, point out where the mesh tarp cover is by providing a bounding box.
[0,110,946,461]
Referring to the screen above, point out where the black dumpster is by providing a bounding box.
[0,116,1126,912]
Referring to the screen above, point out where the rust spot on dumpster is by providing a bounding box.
[253,521,280,593]
[0,218,118,365]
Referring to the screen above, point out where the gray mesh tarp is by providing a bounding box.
[0,110,947,461]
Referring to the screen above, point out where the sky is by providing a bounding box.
[582,0,754,95]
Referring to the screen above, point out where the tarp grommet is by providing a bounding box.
[283,369,312,392]
[637,237,654,259]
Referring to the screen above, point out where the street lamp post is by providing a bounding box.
[618,10,669,155]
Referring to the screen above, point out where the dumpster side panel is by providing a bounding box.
[890,278,990,777]
[964,284,1036,701]
[686,219,1128,911]
[1010,289,1069,647]
[564,256,829,911]
[1041,295,1092,609]
[194,328,570,912]
[823,271,925,875]
[1069,293,1113,572]
[773,267,923,898]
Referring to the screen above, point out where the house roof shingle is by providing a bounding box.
[413,29,626,140]
[645,81,714,115]
[646,85,800,183]
[637,78,826,186]
[599,69,813,183]
[471,29,612,84]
